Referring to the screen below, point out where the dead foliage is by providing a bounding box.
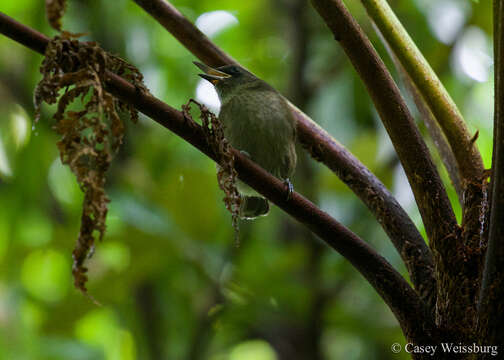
[34,32,148,294]
[46,0,67,31]
[182,99,241,245]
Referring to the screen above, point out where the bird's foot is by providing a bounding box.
[284,178,294,201]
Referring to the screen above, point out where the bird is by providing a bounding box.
[194,61,297,219]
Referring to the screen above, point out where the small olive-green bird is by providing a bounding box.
[195,62,297,219]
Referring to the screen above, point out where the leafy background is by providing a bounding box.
[0,0,494,359]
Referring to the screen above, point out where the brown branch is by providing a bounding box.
[310,0,457,247]
[131,0,436,311]
[0,11,434,341]
[478,0,504,346]
[0,11,47,54]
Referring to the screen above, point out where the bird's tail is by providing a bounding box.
[240,196,269,220]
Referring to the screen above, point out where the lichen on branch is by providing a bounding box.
[34,32,148,294]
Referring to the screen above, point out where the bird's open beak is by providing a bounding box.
[194,61,231,85]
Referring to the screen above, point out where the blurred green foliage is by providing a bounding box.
[0,0,494,359]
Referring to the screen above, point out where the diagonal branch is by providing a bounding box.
[310,0,457,248]
[0,11,434,341]
[131,0,436,310]
[478,0,504,346]
[359,0,484,188]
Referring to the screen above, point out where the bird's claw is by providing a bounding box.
[284,178,294,201]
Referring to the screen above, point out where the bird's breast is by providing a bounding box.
[218,90,296,179]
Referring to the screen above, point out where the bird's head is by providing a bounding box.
[194,62,260,99]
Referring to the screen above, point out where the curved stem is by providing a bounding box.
[359,0,484,187]
[0,11,434,341]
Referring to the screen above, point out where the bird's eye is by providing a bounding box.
[228,66,240,75]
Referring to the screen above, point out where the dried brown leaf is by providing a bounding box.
[46,0,67,31]
[182,99,241,245]
[34,33,149,295]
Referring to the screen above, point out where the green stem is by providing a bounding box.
[360,0,484,185]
